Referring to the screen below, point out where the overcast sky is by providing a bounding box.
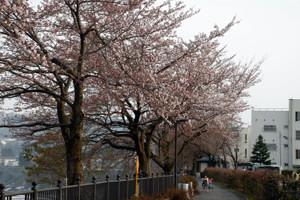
[4,0,300,126]
[177,0,300,125]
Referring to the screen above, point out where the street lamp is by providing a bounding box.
[174,119,188,187]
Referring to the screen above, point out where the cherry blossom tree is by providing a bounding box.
[0,0,261,183]
[95,47,261,174]
[0,0,207,184]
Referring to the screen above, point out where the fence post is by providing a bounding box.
[156,173,159,193]
[92,176,96,200]
[31,181,37,200]
[168,172,171,188]
[162,173,165,191]
[171,172,174,187]
[117,175,121,200]
[139,173,142,195]
[147,174,150,195]
[106,175,110,200]
[125,175,129,199]
[151,173,154,195]
[77,177,81,200]
[57,179,62,200]
[0,183,5,200]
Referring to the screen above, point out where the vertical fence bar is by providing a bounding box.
[126,175,129,199]
[117,175,121,200]
[31,181,37,200]
[147,175,150,195]
[156,173,159,193]
[0,183,5,200]
[151,173,154,195]
[106,175,110,200]
[162,173,165,191]
[92,176,96,200]
[57,179,62,200]
[171,172,174,188]
[65,178,68,200]
[77,177,81,200]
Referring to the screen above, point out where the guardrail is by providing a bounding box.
[0,173,182,200]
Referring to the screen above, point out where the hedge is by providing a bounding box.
[203,167,300,200]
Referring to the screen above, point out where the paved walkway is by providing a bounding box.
[193,181,246,200]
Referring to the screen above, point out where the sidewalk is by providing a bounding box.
[193,181,246,200]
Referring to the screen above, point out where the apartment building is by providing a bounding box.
[251,99,300,170]
[234,126,252,169]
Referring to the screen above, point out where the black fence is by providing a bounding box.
[0,173,183,200]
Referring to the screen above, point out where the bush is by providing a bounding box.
[160,187,189,200]
[264,172,281,200]
[131,188,189,200]
[281,177,300,200]
[180,175,199,195]
[203,167,283,200]
[282,170,294,178]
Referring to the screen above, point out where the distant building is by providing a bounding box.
[251,99,300,170]
[234,126,252,170]
[1,158,19,166]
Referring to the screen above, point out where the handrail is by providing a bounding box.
[0,173,183,200]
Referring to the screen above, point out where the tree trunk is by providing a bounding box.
[58,79,85,185]
[162,162,173,174]
[137,151,150,176]
[65,134,83,185]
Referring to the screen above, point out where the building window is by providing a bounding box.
[245,149,247,158]
[296,150,300,159]
[284,163,289,166]
[296,112,300,121]
[266,144,277,151]
[245,134,247,143]
[296,131,300,140]
[264,125,276,132]
[284,125,288,129]
[284,144,288,148]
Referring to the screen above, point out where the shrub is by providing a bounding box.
[280,177,300,200]
[282,170,294,178]
[264,172,281,200]
[180,175,199,195]
[160,187,189,200]
[203,167,283,200]
[130,187,189,200]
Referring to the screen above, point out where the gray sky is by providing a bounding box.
[4,0,300,125]
[178,0,300,125]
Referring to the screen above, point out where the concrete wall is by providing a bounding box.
[289,99,300,168]
[251,109,289,169]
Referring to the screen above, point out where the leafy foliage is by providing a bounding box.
[250,135,271,165]
[23,132,66,185]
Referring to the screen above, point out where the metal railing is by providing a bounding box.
[0,173,182,200]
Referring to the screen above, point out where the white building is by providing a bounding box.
[238,126,252,168]
[229,126,252,170]
[251,99,300,170]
